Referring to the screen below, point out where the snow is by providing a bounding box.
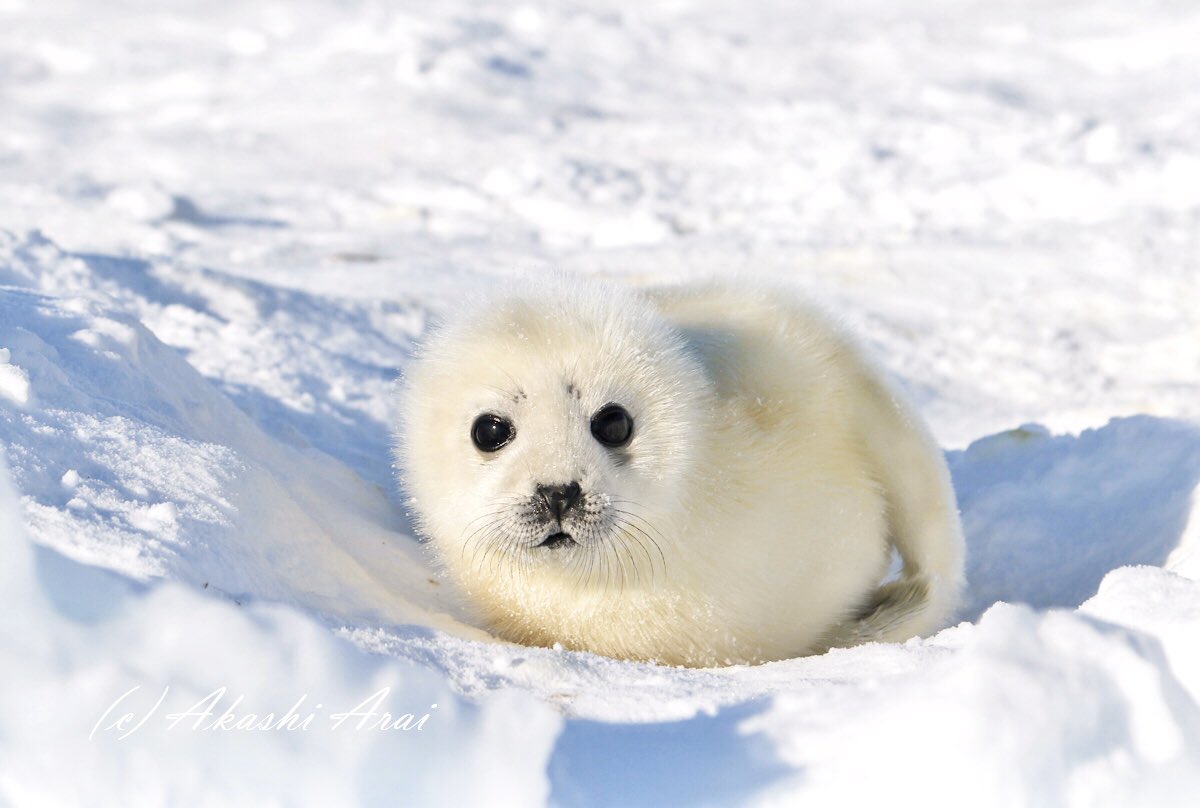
[0,346,31,405]
[748,598,1200,807]
[1,0,1199,805]
[0,462,560,808]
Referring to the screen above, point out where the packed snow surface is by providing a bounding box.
[2,1,1199,805]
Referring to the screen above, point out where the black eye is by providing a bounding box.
[590,403,633,448]
[471,414,515,452]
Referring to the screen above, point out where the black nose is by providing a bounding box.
[537,482,582,521]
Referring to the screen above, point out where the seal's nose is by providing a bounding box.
[537,481,582,521]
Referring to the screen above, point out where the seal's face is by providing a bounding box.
[458,390,649,572]
[398,285,710,595]
[467,400,634,553]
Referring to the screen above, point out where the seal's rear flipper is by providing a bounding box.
[826,339,966,651]
[818,577,932,651]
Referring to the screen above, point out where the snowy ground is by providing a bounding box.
[2,0,1200,805]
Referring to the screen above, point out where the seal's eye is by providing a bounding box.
[471,414,515,452]
[590,403,633,448]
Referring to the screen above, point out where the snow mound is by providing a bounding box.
[749,594,1200,807]
[0,232,465,634]
[951,419,1200,617]
[0,460,560,808]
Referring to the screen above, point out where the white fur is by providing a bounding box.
[395,278,965,667]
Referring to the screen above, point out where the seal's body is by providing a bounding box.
[396,279,964,667]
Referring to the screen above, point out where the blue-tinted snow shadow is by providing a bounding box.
[33,543,148,624]
[548,700,788,808]
[949,415,1200,620]
[163,195,288,229]
[73,249,422,492]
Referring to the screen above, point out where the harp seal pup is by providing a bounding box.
[395,278,964,667]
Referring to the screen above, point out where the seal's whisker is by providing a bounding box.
[572,537,594,590]
[478,529,509,576]
[584,534,600,591]
[461,508,515,539]
[614,529,640,589]
[461,514,509,565]
[469,521,507,571]
[616,520,655,581]
[611,508,667,573]
[610,501,668,539]
[606,532,625,593]
[604,537,624,595]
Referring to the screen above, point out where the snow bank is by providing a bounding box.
[0,459,561,807]
[0,232,466,635]
[749,595,1200,808]
[951,419,1200,618]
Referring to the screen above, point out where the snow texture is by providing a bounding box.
[1,1,1199,805]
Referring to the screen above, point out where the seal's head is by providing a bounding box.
[396,279,710,611]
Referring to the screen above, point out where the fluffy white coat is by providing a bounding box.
[396,278,964,667]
